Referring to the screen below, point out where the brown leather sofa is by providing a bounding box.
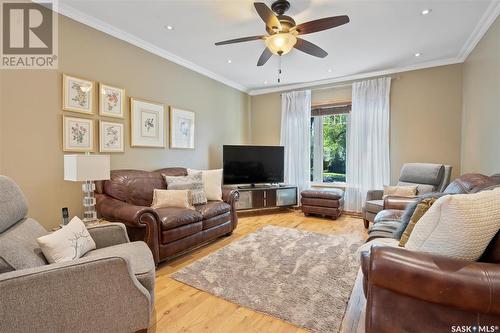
[361,173,500,332]
[95,168,239,265]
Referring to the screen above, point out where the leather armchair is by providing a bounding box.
[361,246,500,333]
[362,163,452,228]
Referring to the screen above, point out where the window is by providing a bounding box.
[310,103,350,183]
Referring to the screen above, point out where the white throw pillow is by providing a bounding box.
[37,217,96,264]
[151,189,194,209]
[188,168,223,201]
[405,188,500,261]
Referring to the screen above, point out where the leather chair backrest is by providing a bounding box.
[97,168,187,206]
[397,163,445,194]
[444,173,500,194]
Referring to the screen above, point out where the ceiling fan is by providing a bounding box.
[215,0,350,66]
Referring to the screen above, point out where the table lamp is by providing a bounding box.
[64,154,110,224]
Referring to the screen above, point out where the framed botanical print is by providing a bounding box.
[130,98,165,148]
[99,120,124,153]
[63,116,94,152]
[170,108,195,149]
[62,74,94,114]
[99,83,125,118]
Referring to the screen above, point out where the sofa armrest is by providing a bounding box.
[87,222,130,249]
[0,254,151,332]
[366,189,383,202]
[383,195,417,210]
[367,246,500,316]
[222,187,240,205]
[96,193,160,264]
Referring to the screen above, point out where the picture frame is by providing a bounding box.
[63,116,94,152]
[130,98,166,148]
[62,74,94,114]
[170,107,195,149]
[99,83,125,118]
[99,120,124,153]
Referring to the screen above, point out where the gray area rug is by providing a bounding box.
[172,225,364,333]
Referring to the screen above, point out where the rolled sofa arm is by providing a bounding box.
[383,195,418,210]
[222,188,240,231]
[87,222,130,249]
[367,246,500,316]
[96,193,160,264]
[0,254,151,333]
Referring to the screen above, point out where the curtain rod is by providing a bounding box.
[279,76,401,95]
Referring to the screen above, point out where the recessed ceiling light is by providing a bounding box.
[227,59,232,64]
[166,25,174,30]
[327,69,332,73]
[421,9,431,15]
[264,80,268,84]
[414,52,422,57]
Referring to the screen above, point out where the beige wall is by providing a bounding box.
[250,64,463,183]
[461,17,500,175]
[0,15,250,229]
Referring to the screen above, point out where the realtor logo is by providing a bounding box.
[1,0,58,69]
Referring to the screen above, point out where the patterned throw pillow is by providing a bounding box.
[163,172,207,205]
[399,197,436,247]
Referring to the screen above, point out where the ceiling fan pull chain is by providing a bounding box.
[278,55,282,83]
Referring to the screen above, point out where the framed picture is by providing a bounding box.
[63,116,94,152]
[99,83,125,118]
[62,74,94,114]
[170,108,195,149]
[130,98,165,148]
[99,120,124,153]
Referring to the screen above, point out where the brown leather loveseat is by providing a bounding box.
[361,173,500,332]
[95,168,239,265]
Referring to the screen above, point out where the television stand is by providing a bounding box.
[225,185,298,211]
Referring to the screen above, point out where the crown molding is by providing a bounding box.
[55,3,248,93]
[248,57,463,96]
[458,1,500,61]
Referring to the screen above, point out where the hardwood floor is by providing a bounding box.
[151,210,367,333]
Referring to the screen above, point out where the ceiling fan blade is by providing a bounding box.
[257,47,273,66]
[294,38,328,58]
[254,2,282,31]
[294,15,350,35]
[215,35,265,46]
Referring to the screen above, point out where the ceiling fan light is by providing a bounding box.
[265,33,297,55]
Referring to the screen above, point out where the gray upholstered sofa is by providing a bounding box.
[362,163,452,228]
[0,176,154,333]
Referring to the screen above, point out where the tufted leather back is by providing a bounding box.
[95,168,187,206]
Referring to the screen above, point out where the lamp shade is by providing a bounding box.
[64,154,110,181]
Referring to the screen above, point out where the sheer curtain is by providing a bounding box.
[280,90,312,197]
[344,77,391,212]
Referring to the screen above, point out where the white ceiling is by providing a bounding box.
[59,0,500,94]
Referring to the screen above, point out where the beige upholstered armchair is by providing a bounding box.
[362,163,452,228]
[0,176,154,333]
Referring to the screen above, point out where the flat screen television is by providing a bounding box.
[223,145,284,185]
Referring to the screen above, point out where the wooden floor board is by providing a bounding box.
[151,210,367,333]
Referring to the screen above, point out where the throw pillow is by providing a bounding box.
[188,168,223,201]
[151,189,193,209]
[37,217,96,264]
[383,185,418,198]
[399,197,437,247]
[163,172,207,205]
[405,188,500,261]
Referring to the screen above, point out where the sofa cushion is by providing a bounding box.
[0,218,48,270]
[406,188,500,261]
[195,201,231,220]
[84,241,155,295]
[0,176,29,233]
[156,207,203,230]
[364,200,384,213]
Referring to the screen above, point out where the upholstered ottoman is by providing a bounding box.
[300,189,344,220]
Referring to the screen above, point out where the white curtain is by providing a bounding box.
[344,77,391,212]
[280,90,312,197]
